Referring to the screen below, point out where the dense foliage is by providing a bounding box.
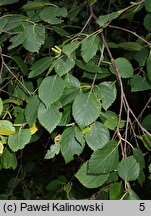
[0,0,151,199]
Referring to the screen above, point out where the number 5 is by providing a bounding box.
[139,203,145,211]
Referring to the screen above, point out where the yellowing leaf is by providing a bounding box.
[0,120,15,136]
[0,141,4,155]
[29,123,38,135]
[82,126,91,134]
[0,98,3,116]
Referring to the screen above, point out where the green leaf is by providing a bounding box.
[96,9,124,27]
[107,42,119,48]
[11,56,28,75]
[133,148,145,186]
[9,32,25,50]
[120,4,143,21]
[118,156,140,181]
[62,41,80,57]
[4,15,26,31]
[134,47,149,67]
[109,57,134,78]
[59,105,71,126]
[0,120,15,136]
[85,121,110,151]
[124,189,140,200]
[39,75,65,107]
[0,17,7,33]
[60,126,85,163]
[142,114,151,130]
[55,57,75,76]
[44,142,60,159]
[144,13,151,30]
[81,35,100,63]
[38,102,62,134]
[145,0,151,12]
[0,98,3,116]
[109,182,124,200]
[8,129,31,152]
[1,149,17,170]
[28,57,53,78]
[129,75,151,92]
[13,107,25,125]
[0,0,19,6]
[82,70,110,80]
[23,23,45,52]
[53,26,69,37]
[106,171,118,184]
[64,182,72,193]
[100,111,125,130]
[22,1,56,10]
[39,6,67,24]
[146,50,151,80]
[118,42,142,51]
[75,126,85,146]
[64,74,81,88]
[60,74,81,106]
[72,92,101,128]
[46,176,67,191]
[12,81,34,101]
[133,148,145,169]
[25,96,40,126]
[93,81,117,110]
[138,170,145,187]
[139,134,151,151]
[88,140,119,174]
[75,161,109,188]
[76,60,106,73]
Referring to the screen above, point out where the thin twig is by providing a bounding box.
[124,107,130,155]
[108,25,151,47]
[137,96,151,120]
[123,94,151,136]
[98,43,105,65]
[3,61,32,96]
[81,14,93,33]
[68,2,87,14]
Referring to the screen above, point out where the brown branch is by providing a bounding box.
[89,3,151,143]
[101,32,126,136]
